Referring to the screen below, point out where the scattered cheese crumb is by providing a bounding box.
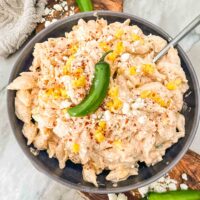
[53,4,63,11]
[104,110,111,121]
[122,103,130,114]
[108,194,117,200]
[131,98,145,109]
[180,183,188,190]
[61,1,67,7]
[64,5,69,11]
[44,7,51,16]
[138,116,146,124]
[41,18,45,23]
[138,175,178,197]
[182,173,188,181]
[60,101,71,109]
[45,21,51,27]
[108,193,128,200]
[168,182,177,191]
[121,53,130,62]
[52,19,58,23]
[30,147,39,156]
[117,193,128,200]
[138,186,149,197]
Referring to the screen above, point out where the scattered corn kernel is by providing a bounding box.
[166,81,177,90]
[166,79,182,90]
[94,130,105,143]
[99,41,110,52]
[132,33,141,41]
[107,51,117,62]
[129,66,137,75]
[113,98,123,110]
[142,64,155,74]
[140,90,152,98]
[60,88,68,97]
[69,44,78,54]
[115,41,124,54]
[98,121,106,129]
[140,90,170,108]
[72,76,86,88]
[72,143,80,153]
[115,29,124,39]
[108,87,119,97]
[73,67,84,74]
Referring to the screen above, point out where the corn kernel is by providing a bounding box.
[140,90,170,108]
[108,87,119,97]
[140,90,152,98]
[115,29,124,39]
[166,81,177,90]
[106,101,113,108]
[113,98,123,110]
[94,130,105,143]
[70,44,78,54]
[72,143,80,153]
[98,121,106,129]
[107,52,117,62]
[113,139,122,148]
[99,41,110,52]
[129,66,137,75]
[73,67,84,74]
[156,97,167,107]
[115,41,124,54]
[142,64,155,74]
[60,88,68,97]
[132,33,141,41]
[72,76,86,88]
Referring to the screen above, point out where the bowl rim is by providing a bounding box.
[7,10,200,194]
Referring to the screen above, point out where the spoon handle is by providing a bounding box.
[153,14,200,63]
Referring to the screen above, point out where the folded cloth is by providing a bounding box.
[0,0,47,58]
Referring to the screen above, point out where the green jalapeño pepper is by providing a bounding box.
[144,190,200,200]
[68,51,112,117]
[76,0,93,12]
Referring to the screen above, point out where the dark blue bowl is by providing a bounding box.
[7,11,200,194]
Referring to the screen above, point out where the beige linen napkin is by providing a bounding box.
[0,0,47,57]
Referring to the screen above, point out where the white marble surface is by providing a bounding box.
[0,1,200,199]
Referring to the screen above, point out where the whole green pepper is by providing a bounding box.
[67,51,112,117]
[76,0,93,12]
[144,190,200,200]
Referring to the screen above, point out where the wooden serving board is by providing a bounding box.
[81,150,200,200]
[36,0,123,33]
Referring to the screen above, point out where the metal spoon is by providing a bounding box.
[153,14,200,63]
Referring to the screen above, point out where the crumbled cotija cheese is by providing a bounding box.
[121,53,130,62]
[138,174,178,197]
[53,4,63,11]
[108,194,117,200]
[138,116,146,124]
[180,183,188,190]
[108,193,128,200]
[42,0,75,28]
[122,103,130,114]
[182,173,188,181]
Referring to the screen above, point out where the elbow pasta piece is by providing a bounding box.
[22,122,38,145]
[15,96,31,123]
